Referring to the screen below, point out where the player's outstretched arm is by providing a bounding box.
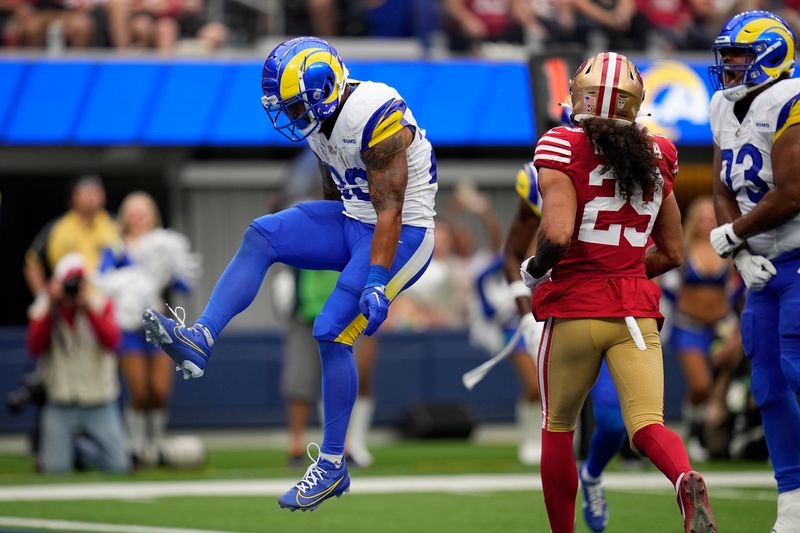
[503,198,539,317]
[730,126,800,239]
[646,191,684,278]
[524,168,575,279]
[358,127,412,335]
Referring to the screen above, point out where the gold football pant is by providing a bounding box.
[537,317,664,439]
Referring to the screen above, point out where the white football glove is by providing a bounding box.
[520,257,551,291]
[733,250,776,291]
[518,313,544,357]
[710,223,743,257]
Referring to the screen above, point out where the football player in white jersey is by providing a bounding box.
[708,11,800,531]
[142,36,437,511]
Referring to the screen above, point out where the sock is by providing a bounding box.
[760,395,800,493]
[541,430,578,533]
[148,409,169,449]
[318,341,358,457]
[125,408,147,458]
[585,402,627,478]
[198,226,276,339]
[632,423,692,485]
[517,400,542,448]
[319,452,344,468]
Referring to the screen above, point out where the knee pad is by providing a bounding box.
[751,362,792,409]
[780,358,800,394]
[312,314,337,343]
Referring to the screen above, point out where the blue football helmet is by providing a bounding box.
[709,10,796,101]
[261,37,349,142]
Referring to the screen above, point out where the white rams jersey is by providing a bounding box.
[709,78,800,258]
[515,161,542,217]
[307,81,438,228]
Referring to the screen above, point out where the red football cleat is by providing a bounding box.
[677,471,717,533]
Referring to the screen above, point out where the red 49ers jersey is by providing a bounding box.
[530,126,678,321]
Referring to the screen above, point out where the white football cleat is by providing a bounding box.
[772,487,800,533]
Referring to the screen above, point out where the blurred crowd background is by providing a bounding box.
[1,0,794,474]
[2,0,800,56]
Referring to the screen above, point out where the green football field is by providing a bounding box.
[0,441,778,533]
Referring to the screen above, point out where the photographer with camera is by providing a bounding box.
[26,253,130,474]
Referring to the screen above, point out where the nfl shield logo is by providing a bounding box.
[584,94,596,112]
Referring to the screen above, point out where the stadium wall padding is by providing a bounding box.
[0,56,722,147]
[0,328,687,433]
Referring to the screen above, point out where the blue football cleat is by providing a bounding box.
[279,444,350,512]
[580,464,609,532]
[142,306,213,380]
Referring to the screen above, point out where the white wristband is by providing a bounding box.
[509,280,531,299]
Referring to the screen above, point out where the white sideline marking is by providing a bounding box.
[0,517,236,533]
[0,471,775,502]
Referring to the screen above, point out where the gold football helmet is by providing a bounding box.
[569,52,645,124]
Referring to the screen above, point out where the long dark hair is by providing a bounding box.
[581,117,658,199]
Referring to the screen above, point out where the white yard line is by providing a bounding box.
[0,471,775,502]
[0,517,238,533]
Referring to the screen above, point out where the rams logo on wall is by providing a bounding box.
[638,61,711,143]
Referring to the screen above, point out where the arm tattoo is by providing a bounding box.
[528,235,569,278]
[363,132,406,172]
[364,131,408,213]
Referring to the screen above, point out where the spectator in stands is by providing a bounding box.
[635,0,715,50]
[27,253,130,474]
[572,0,649,50]
[443,0,547,53]
[97,192,199,466]
[528,0,578,46]
[24,175,118,298]
[283,0,341,37]
[1,0,94,48]
[361,0,439,47]
[106,0,226,52]
[390,219,470,329]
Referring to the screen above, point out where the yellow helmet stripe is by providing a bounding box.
[279,48,343,101]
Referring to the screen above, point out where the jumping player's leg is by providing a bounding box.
[143,201,351,374]
[278,222,433,511]
[312,221,433,459]
[538,318,604,533]
[743,287,800,495]
[198,201,351,338]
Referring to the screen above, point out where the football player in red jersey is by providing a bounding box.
[520,52,717,533]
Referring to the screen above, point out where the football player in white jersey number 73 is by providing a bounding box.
[708,10,800,532]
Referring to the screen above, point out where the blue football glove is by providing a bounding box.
[359,265,390,336]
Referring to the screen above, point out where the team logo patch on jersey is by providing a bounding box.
[755,121,772,131]
[342,138,357,144]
